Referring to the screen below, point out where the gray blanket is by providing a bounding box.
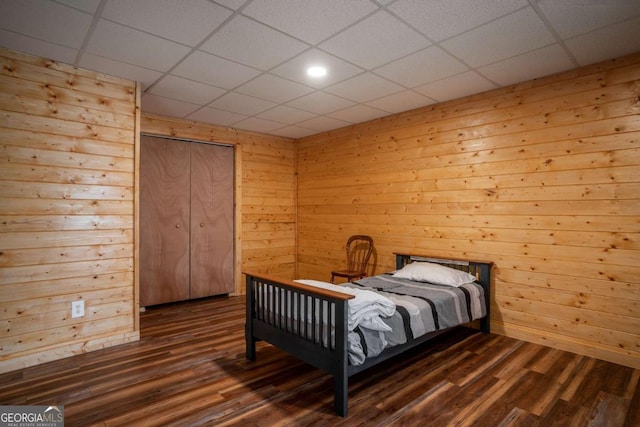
[344,274,486,365]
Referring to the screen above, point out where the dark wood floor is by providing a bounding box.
[1,295,638,426]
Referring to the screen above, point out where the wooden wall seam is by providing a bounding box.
[133,81,141,332]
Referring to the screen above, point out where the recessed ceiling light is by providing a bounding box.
[307,65,327,78]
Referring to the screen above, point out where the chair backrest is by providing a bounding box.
[345,235,374,274]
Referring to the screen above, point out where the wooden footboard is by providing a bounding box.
[244,272,354,415]
[244,253,492,417]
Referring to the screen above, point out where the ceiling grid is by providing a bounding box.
[0,0,638,138]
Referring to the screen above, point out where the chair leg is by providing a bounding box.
[330,274,335,283]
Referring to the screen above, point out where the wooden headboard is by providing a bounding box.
[394,252,493,334]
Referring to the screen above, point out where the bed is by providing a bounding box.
[244,252,492,416]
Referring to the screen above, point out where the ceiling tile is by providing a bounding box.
[58,0,101,13]
[537,0,640,39]
[413,71,497,103]
[208,91,276,116]
[87,20,190,71]
[79,53,163,89]
[325,73,403,103]
[389,0,527,41]
[286,91,355,115]
[213,0,247,10]
[328,104,388,124]
[0,1,92,49]
[235,73,315,103]
[200,15,309,70]
[479,44,575,86]
[442,7,555,67]
[142,93,200,117]
[566,15,640,66]
[270,125,318,138]
[271,49,364,89]
[233,117,285,133]
[187,106,246,126]
[172,50,261,89]
[365,90,435,114]
[148,75,227,105]
[375,46,468,88]
[320,10,429,70]
[0,29,78,64]
[241,0,378,44]
[0,0,636,140]
[296,115,351,132]
[256,106,316,124]
[102,0,232,46]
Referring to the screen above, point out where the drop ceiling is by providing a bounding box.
[1,0,639,138]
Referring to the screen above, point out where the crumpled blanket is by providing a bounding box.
[294,279,396,332]
[295,279,396,365]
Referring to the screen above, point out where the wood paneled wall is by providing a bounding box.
[296,53,640,369]
[140,114,297,293]
[1,44,635,374]
[0,48,139,373]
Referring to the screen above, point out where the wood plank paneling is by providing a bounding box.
[296,52,640,369]
[0,47,138,373]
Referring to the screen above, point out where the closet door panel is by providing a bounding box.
[140,136,191,306]
[190,143,234,298]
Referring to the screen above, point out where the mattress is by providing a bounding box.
[343,273,486,365]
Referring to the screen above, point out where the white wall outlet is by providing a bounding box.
[71,300,84,318]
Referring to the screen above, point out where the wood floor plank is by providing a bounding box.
[571,359,635,409]
[585,391,628,427]
[561,356,598,402]
[0,295,637,426]
[372,351,471,413]
[496,407,541,427]
[490,340,539,380]
[467,369,540,426]
[527,347,564,373]
[379,380,458,426]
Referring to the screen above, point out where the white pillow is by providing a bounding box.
[392,262,476,287]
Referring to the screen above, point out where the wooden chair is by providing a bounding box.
[330,235,374,283]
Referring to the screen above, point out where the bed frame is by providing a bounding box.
[244,253,492,416]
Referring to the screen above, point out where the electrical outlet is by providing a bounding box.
[71,300,84,318]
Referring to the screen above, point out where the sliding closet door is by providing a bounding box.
[140,136,190,306]
[190,143,234,298]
